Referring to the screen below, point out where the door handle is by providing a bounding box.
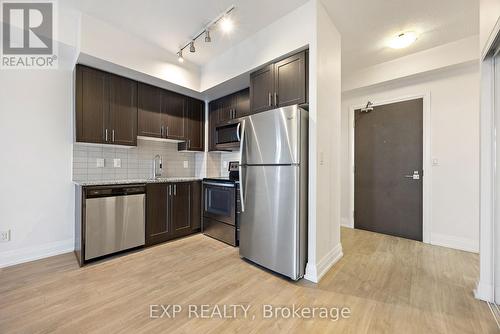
[239,120,246,213]
[404,171,420,180]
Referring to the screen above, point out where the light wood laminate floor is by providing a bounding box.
[0,227,496,333]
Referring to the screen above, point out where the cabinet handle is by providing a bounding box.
[268,93,272,107]
[174,184,176,196]
[112,130,115,142]
[188,139,191,149]
[169,185,172,196]
[160,126,164,138]
[105,129,108,142]
[274,92,277,106]
[166,126,169,137]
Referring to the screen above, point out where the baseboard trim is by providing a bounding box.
[304,243,343,283]
[430,233,478,253]
[475,280,494,302]
[341,218,353,228]
[0,238,74,268]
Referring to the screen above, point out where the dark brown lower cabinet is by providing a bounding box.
[146,181,201,246]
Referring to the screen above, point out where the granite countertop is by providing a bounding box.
[74,177,202,186]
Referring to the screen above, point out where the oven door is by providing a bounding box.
[203,182,236,225]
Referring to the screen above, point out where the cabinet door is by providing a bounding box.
[109,74,137,146]
[75,65,109,144]
[217,96,233,124]
[191,181,201,231]
[208,102,218,151]
[274,51,306,107]
[146,183,172,246]
[235,88,250,118]
[187,98,205,151]
[138,83,163,138]
[250,64,274,114]
[171,183,192,237]
[162,91,186,140]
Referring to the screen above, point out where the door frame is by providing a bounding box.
[347,93,432,243]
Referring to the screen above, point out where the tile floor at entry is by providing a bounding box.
[0,228,496,333]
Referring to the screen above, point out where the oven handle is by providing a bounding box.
[239,120,246,213]
[202,182,235,188]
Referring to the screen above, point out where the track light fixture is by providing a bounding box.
[177,5,235,63]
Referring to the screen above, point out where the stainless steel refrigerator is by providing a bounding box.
[238,105,308,280]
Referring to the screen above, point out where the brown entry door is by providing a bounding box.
[354,99,423,241]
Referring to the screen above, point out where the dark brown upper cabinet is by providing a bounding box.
[250,50,307,113]
[162,90,186,140]
[250,64,275,114]
[138,84,187,141]
[76,65,109,144]
[179,97,205,151]
[109,74,138,146]
[138,83,162,138]
[235,89,251,118]
[76,65,137,146]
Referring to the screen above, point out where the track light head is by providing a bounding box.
[205,30,211,43]
[177,51,184,63]
[189,41,195,53]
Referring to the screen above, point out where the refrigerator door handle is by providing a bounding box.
[239,120,246,213]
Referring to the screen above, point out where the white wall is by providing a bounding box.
[480,0,500,57]
[304,0,342,282]
[343,36,479,92]
[200,2,314,91]
[341,63,480,252]
[80,14,201,92]
[0,1,80,267]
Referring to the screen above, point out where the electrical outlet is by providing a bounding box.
[0,230,11,242]
[183,161,189,168]
[96,158,105,168]
[113,158,121,168]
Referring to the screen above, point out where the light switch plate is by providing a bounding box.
[96,158,105,168]
[183,161,188,168]
[113,158,121,168]
[0,230,11,242]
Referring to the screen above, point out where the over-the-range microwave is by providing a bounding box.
[215,121,241,150]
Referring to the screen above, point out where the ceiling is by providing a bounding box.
[322,0,479,74]
[78,0,479,75]
[78,0,309,67]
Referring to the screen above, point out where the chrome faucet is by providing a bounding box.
[153,154,163,179]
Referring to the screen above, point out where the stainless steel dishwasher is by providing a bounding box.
[84,185,146,261]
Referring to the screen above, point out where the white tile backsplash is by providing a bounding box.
[72,139,200,182]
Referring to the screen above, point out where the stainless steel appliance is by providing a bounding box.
[85,185,146,261]
[239,105,308,280]
[215,121,241,150]
[202,178,240,246]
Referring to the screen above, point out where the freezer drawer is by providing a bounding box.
[85,193,145,260]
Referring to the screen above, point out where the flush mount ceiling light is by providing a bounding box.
[177,5,235,63]
[388,31,418,49]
